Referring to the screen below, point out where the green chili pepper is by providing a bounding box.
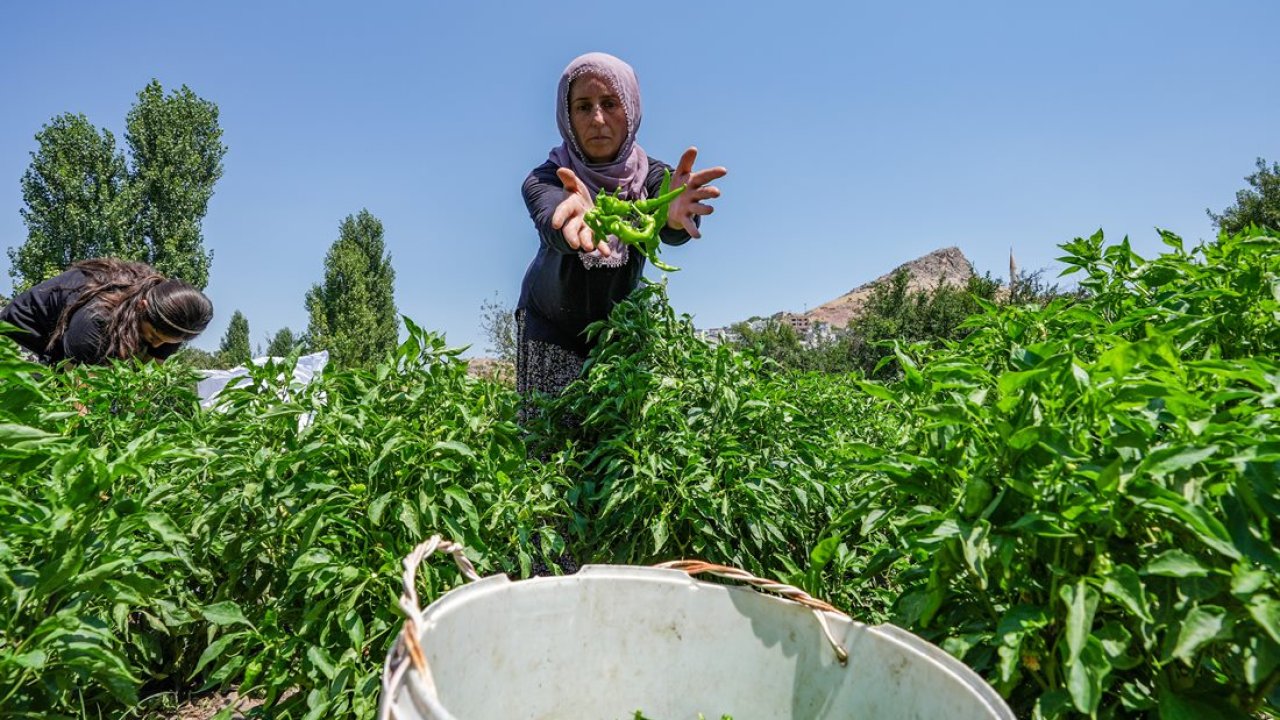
[608,214,656,243]
[580,168,686,271]
[633,181,687,213]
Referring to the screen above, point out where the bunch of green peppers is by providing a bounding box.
[582,168,687,272]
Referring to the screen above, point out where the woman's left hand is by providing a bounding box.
[666,146,727,239]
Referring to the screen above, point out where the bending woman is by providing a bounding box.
[517,52,726,414]
[0,258,213,366]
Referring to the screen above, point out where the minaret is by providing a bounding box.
[1009,247,1018,291]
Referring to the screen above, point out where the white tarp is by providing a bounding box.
[196,350,329,411]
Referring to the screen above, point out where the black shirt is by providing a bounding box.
[517,157,695,355]
[0,269,181,365]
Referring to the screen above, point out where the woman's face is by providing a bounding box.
[139,319,184,349]
[568,74,627,164]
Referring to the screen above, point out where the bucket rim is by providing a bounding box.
[386,564,1015,720]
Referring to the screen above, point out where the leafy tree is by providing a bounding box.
[305,210,398,368]
[265,327,299,358]
[170,346,221,370]
[6,81,225,293]
[478,292,516,364]
[729,316,807,370]
[826,269,1000,378]
[218,310,251,367]
[8,114,138,292]
[125,80,226,288]
[1209,157,1280,234]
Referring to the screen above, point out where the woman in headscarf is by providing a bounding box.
[0,258,214,366]
[517,52,727,414]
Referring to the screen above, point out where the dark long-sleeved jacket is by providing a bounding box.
[517,157,695,355]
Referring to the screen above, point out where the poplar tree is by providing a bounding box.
[305,210,398,367]
[218,310,251,367]
[265,327,299,357]
[8,80,225,292]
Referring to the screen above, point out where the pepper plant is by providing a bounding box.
[839,228,1280,718]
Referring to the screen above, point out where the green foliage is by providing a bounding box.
[728,316,808,371]
[3,228,1276,719]
[217,310,251,367]
[264,327,300,358]
[528,282,887,599]
[842,228,1280,717]
[478,292,516,365]
[1209,157,1280,234]
[726,268,1066,377]
[7,81,225,293]
[8,114,137,293]
[305,210,399,369]
[0,322,560,717]
[125,80,226,288]
[170,346,221,370]
[832,270,1002,378]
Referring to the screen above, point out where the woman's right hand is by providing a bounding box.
[550,168,610,257]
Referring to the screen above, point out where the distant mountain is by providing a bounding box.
[802,247,975,329]
[699,247,976,344]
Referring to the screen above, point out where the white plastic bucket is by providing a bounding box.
[380,539,1014,720]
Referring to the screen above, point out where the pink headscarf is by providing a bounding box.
[549,52,650,200]
[548,53,649,267]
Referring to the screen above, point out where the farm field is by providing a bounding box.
[1,229,1277,719]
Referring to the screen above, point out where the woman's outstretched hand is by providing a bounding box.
[667,147,727,239]
[551,167,610,256]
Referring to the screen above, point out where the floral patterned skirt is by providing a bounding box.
[515,310,586,423]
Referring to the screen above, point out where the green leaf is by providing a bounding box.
[809,536,840,573]
[443,486,479,530]
[306,645,337,680]
[1101,565,1154,623]
[1007,426,1040,451]
[1171,605,1227,664]
[1142,550,1209,578]
[0,423,60,456]
[399,500,421,538]
[1141,444,1219,476]
[1129,481,1240,559]
[143,513,188,547]
[1248,594,1280,645]
[1060,580,1098,663]
[201,601,254,629]
[369,493,394,525]
[1232,568,1270,597]
[342,611,366,651]
[1094,622,1138,669]
[856,381,898,403]
[1065,637,1108,714]
[651,518,668,552]
[11,650,47,670]
[431,440,475,458]
[1008,512,1075,538]
[190,632,245,678]
[998,367,1050,396]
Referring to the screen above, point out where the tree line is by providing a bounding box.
[4,81,399,370]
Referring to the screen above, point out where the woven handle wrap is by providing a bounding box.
[657,559,850,665]
[380,536,480,720]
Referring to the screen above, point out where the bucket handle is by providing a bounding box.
[381,535,480,720]
[656,559,850,666]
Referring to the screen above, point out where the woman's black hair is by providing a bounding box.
[47,258,213,360]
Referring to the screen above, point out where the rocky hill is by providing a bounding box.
[802,246,975,329]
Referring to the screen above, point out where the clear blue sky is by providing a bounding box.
[2,1,1277,355]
